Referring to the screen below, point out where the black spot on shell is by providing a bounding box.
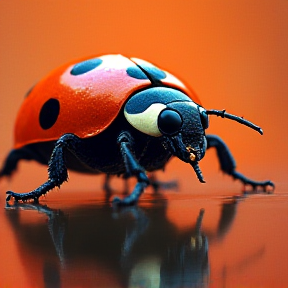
[39,98,60,130]
[126,66,149,79]
[70,58,103,75]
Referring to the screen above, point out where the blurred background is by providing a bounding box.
[0,1,288,287]
[1,0,288,194]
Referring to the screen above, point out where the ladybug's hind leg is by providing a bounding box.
[0,147,36,178]
[206,135,274,192]
[113,131,149,206]
[6,134,80,203]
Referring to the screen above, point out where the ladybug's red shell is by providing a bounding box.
[14,54,201,149]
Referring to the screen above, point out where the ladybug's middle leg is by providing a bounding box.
[6,134,80,203]
[206,134,274,191]
[147,173,178,193]
[113,131,149,206]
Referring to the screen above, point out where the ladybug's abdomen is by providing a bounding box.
[14,55,151,149]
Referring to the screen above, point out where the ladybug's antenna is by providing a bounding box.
[206,109,263,135]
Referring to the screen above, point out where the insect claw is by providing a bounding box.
[6,194,11,202]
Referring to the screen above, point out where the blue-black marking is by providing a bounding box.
[125,87,191,114]
[70,58,103,75]
[126,66,149,79]
[39,98,60,130]
[126,62,166,83]
[140,64,166,80]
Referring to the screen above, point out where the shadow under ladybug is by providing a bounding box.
[0,54,274,205]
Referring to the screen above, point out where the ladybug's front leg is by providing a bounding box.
[206,135,274,192]
[6,134,80,203]
[113,131,149,206]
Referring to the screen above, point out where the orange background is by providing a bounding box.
[0,1,288,287]
[1,0,288,194]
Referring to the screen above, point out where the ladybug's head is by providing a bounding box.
[124,87,263,183]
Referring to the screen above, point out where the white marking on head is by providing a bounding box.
[124,103,167,137]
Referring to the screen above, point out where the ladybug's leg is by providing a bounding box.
[113,131,149,206]
[6,134,80,203]
[206,135,274,191]
[0,148,36,178]
[148,173,178,193]
[103,174,113,193]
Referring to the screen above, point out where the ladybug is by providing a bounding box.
[0,54,274,205]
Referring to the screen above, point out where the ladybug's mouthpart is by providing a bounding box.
[162,134,205,183]
[186,145,197,162]
[191,162,205,183]
[206,109,263,135]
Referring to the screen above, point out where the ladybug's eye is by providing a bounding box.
[158,109,183,135]
[198,107,209,129]
[200,111,209,129]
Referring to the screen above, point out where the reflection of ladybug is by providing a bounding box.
[0,54,273,205]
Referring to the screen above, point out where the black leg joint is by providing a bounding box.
[113,131,149,206]
[206,134,274,191]
[5,133,81,203]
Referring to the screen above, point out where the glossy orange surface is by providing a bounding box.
[1,189,288,288]
[14,55,152,148]
[1,1,288,287]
